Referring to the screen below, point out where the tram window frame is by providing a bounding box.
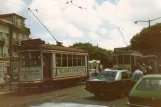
[56,54,62,67]
[62,54,67,67]
[124,55,130,64]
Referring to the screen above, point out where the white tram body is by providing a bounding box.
[112,48,143,73]
[17,39,89,88]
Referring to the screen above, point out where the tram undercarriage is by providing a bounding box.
[17,76,88,90]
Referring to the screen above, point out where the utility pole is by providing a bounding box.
[135,17,161,27]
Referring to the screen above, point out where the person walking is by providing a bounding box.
[131,63,144,83]
[0,74,5,90]
[4,73,10,86]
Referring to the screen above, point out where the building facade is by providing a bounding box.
[0,13,30,78]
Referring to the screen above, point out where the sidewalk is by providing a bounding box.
[0,82,18,95]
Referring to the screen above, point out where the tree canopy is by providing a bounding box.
[70,42,113,68]
[130,23,161,52]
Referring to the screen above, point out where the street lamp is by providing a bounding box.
[135,17,161,27]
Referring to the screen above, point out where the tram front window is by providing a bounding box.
[20,51,41,67]
[124,55,130,64]
[21,52,29,67]
[118,55,123,64]
[30,52,41,66]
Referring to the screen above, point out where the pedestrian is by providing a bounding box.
[4,73,10,86]
[138,61,147,74]
[0,75,5,90]
[131,63,144,83]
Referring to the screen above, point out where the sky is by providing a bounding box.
[1,0,161,50]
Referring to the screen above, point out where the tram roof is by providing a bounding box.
[40,44,87,53]
[143,55,158,58]
[19,44,87,53]
[17,39,88,53]
[113,50,143,55]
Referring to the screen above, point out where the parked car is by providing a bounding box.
[128,74,161,107]
[85,69,132,97]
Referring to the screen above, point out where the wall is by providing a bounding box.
[0,24,9,57]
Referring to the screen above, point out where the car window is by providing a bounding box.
[122,72,129,79]
[97,71,117,80]
[136,78,161,92]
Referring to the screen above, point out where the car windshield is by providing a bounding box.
[97,71,117,80]
[136,78,161,92]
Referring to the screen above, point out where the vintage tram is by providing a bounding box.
[17,39,89,89]
[112,47,159,74]
[112,48,143,73]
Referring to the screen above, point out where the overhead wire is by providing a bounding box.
[71,23,121,45]
[2,0,122,46]
[3,0,64,22]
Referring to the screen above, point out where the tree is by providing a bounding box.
[70,42,113,68]
[130,23,161,52]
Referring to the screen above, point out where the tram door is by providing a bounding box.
[43,53,52,80]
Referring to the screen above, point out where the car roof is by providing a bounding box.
[142,74,161,78]
[104,69,128,72]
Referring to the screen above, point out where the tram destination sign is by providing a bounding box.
[54,67,87,78]
[19,66,42,81]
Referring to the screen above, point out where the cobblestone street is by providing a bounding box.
[0,82,129,107]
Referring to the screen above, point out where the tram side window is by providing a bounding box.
[118,55,123,64]
[21,52,29,67]
[124,55,130,64]
[30,52,41,66]
[82,56,85,66]
[68,55,73,67]
[56,54,61,67]
[78,55,81,66]
[73,55,77,66]
[62,54,67,67]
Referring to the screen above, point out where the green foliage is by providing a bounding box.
[70,42,113,68]
[130,23,161,51]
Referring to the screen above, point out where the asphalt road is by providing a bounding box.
[0,82,129,107]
